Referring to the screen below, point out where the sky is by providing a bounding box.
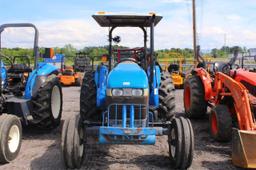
[0,0,256,50]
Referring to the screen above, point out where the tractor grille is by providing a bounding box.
[102,103,152,128]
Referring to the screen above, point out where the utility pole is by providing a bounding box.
[224,33,227,58]
[192,0,197,62]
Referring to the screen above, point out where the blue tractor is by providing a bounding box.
[0,23,62,163]
[61,14,194,169]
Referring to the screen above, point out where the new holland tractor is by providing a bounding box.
[61,13,194,169]
[0,23,62,163]
[184,47,256,168]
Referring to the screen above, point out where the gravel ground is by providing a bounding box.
[0,87,239,170]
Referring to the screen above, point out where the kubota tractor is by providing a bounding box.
[61,13,194,169]
[184,47,256,168]
[168,62,184,88]
[59,66,81,86]
[44,53,82,86]
[0,23,63,163]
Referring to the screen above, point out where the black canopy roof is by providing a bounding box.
[92,14,162,27]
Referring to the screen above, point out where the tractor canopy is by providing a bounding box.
[92,13,162,109]
[92,13,162,27]
[93,13,162,90]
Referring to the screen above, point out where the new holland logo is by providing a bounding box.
[123,82,130,86]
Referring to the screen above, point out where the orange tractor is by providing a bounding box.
[43,51,82,86]
[184,48,256,168]
[58,66,81,86]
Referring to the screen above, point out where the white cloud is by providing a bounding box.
[161,0,190,3]
[1,16,256,50]
[1,19,108,49]
[226,14,241,21]
[1,17,193,49]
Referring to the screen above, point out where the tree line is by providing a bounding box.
[0,44,249,64]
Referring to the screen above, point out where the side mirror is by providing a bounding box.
[43,48,55,58]
[112,36,121,43]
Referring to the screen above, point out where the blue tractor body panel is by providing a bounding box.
[24,62,58,99]
[43,54,64,63]
[94,65,108,107]
[98,103,159,145]
[92,62,161,145]
[107,63,148,89]
[0,62,7,88]
[98,127,156,144]
[43,54,64,70]
[148,65,161,107]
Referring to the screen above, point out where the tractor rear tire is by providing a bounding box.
[158,72,175,120]
[31,76,63,130]
[169,117,194,169]
[209,105,232,142]
[184,75,207,118]
[0,114,22,163]
[61,114,85,169]
[80,70,100,121]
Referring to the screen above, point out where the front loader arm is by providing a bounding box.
[214,72,256,131]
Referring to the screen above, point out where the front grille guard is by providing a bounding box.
[102,103,154,128]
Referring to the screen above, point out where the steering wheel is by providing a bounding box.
[222,63,240,74]
[13,55,31,68]
[119,58,138,63]
[113,58,138,68]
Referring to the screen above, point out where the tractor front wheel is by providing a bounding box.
[168,117,194,169]
[184,75,207,118]
[61,114,85,169]
[209,105,232,142]
[0,114,22,163]
[31,75,63,130]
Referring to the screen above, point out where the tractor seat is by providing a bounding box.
[8,64,32,73]
[62,70,74,76]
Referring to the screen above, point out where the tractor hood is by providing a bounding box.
[107,62,148,88]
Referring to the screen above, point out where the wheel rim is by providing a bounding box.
[51,85,61,119]
[211,111,218,135]
[8,125,20,153]
[170,128,176,158]
[184,85,191,111]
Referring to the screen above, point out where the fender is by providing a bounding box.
[0,62,7,88]
[24,62,58,99]
[95,64,108,107]
[192,68,212,101]
[149,65,161,107]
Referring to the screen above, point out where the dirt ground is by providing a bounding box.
[0,87,240,170]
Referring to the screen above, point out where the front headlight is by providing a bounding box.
[112,89,123,96]
[132,89,143,96]
[109,88,147,96]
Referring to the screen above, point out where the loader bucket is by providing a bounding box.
[232,128,256,168]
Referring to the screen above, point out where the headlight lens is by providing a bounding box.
[132,89,143,96]
[112,89,123,96]
[111,88,144,96]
